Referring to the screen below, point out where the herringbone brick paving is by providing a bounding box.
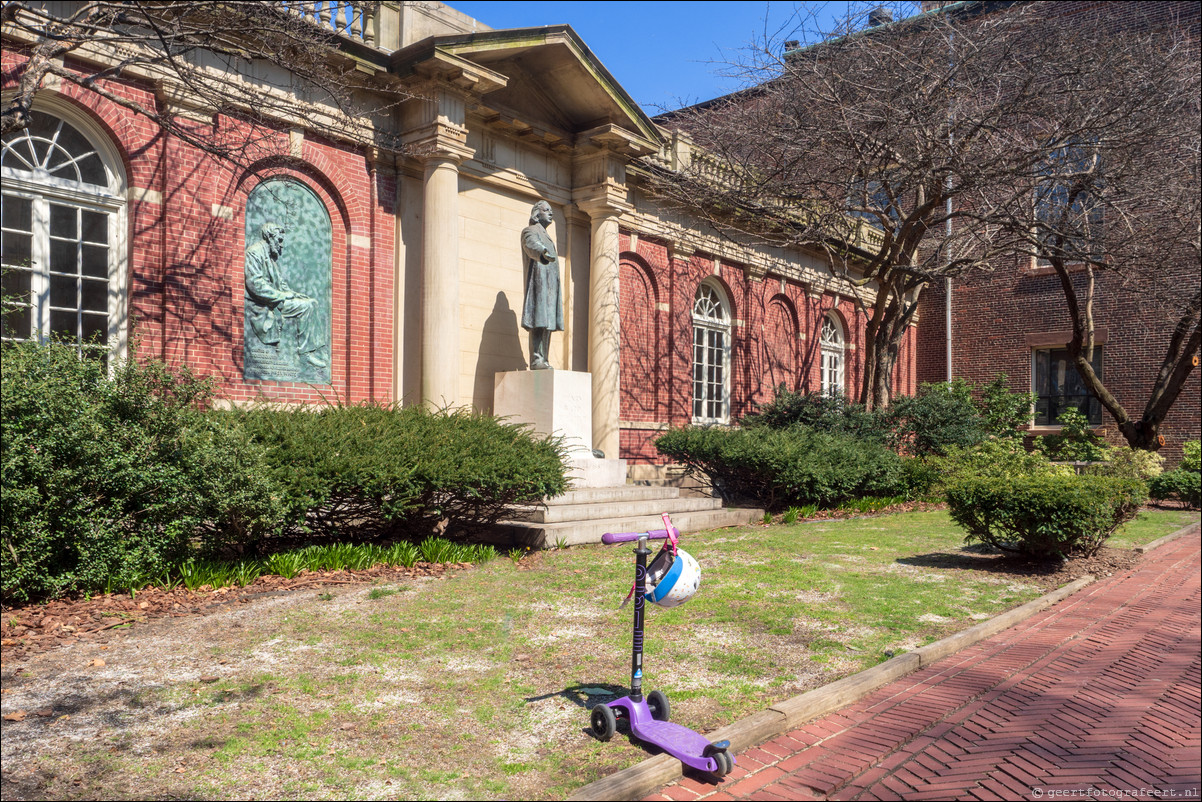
[646,529,1201,801]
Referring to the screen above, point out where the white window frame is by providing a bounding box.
[1,96,128,360]
[691,280,731,424]
[820,313,845,397]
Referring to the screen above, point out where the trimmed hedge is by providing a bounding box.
[1,341,283,603]
[654,425,919,509]
[232,403,570,542]
[946,473,1146,559]
[1147,440,1200,508]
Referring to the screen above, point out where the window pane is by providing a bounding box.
[50,273,77,307]
[50,204,77,238]
[1,302,31,340]
[50,239,77,274]
[25,111,59,140]
[82,211,107,244]
[77,155,107,187]
[50,308,77,339]
[53,122,92,158]
[1,231,32,266]
[81,312,107,344]
[82,244,108,278]
[1,266,31,301]
[81,278,107,312]
[1,139,37,172]
[2,195,32,232]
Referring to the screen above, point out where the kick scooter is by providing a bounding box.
[589,517,736,778]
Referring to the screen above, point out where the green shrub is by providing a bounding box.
[930,439,1069,488]
[1181,440,1201,473]
[654,425,912,509]
[1034,407,1109,462]
[234,403,569,542]
[742,389,891,443]
[1150,469,1201,508]
[946,473,1146,559]
[975,375,1037,441]
[1,341,283,603]
[1090,448,1165,480]
[887,379,985,457]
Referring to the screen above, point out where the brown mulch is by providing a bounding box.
[0,562,473,666]
[896,545,1144,591]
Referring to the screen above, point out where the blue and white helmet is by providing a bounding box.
[645,547,701,608]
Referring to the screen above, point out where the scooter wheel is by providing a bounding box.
[590,703,617,742]
[712,750,733,778]
[647,690,670,722]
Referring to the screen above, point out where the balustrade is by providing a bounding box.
[283,1,377,47]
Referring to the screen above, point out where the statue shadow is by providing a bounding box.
[472,291,528,413]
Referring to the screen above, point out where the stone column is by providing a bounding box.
[581,203,623,459]
[419,152,464,407]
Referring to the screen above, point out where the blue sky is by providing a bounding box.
[451,2,844,114]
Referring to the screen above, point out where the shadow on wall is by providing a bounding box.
[473,291,527,413]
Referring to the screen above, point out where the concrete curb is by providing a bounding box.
[1134,520,1199,553]
[567,519,1201,801]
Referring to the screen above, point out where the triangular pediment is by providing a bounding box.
[392,25,662,150]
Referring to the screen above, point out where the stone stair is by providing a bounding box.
[497,485,763,548]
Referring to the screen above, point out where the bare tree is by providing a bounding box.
[2,1,412,162]
[989,8,1201,451]
[651,3,1056,409]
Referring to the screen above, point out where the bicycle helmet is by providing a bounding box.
[645,544,701,608]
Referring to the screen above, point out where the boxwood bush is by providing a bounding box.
[232,403,570,542]
[1149,441,1200,508]
[654,425,919,509]
[946,473,1146,559]
[1,341,283,603]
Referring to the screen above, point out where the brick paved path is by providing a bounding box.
[647,530,1201,802]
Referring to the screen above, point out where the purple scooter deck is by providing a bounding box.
[608,696,734,773]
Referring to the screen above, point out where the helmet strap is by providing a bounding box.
[661,513,679,555]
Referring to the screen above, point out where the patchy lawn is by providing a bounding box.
[1,508,1196,800]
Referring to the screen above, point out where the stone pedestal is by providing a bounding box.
[494,370,626,488]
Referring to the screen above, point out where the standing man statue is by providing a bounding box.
[245,221,327,369]
[521,200,563,370]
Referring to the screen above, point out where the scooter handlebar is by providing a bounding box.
[601,527,679,545]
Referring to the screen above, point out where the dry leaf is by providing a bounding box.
[33,709,53,718]
[2,710,27,722]
[89,658,106,667]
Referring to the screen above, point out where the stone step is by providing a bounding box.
[497,506,764,549]
[516,494,722,524]
[549,485,682,506]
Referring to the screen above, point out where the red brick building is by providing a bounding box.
[1,1,1193,469]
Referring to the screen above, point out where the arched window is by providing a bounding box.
[2,107,126,359]
[692,281,731,423]
[820,313,845,397]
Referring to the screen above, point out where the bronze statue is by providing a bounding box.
[520,200,563,370]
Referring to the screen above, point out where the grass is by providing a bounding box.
[129,539,502,595]
[7,507,1196,801]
